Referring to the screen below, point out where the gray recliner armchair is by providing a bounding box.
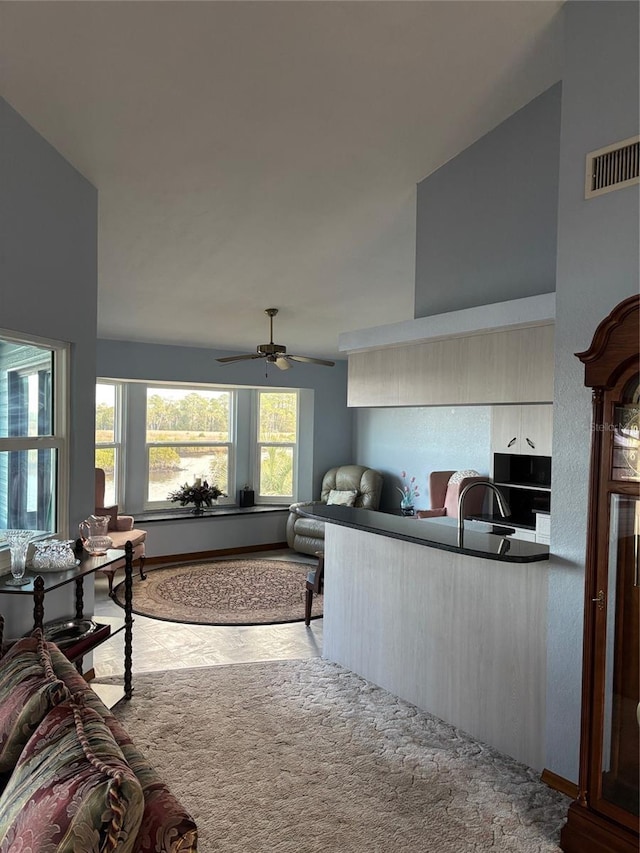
[286,464,384,556]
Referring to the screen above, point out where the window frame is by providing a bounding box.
[95,380,123,508]
[143,383,236,510]
[0,329,69,537]
[254,389,299,505]
[95,379,310,514]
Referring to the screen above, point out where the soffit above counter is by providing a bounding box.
[338,293,556,354]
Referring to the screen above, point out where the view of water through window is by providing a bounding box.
[147,454,219,501]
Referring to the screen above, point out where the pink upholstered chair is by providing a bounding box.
[416,470,490,520]
[94,468,147,595]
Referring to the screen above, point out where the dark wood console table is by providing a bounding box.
[0,541,134,705]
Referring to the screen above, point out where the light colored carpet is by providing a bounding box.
[113,558,322,625]
[111,659,569,853]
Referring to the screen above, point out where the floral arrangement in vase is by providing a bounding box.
[397,471,420,516]
[168,478,226,514]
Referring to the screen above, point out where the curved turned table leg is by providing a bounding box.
[124,541,134,699]
[74,577,86,673]
[33,576,45,631]
[75,577,84,620]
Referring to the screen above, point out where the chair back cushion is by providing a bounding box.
[95,467,107,508]
[444,475,490,518]
[95,505,120,531]
[321,465,383,510]
[428,471,456,510]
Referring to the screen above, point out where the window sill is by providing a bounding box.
[133,505,290,524]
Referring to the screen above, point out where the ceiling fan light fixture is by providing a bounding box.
[216,308,335,369]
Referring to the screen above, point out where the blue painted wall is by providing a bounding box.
[0,96,98,538]
[546,0,640,783]
[0,97,98,635]
[97,338,352,502]
[414,83,562,318]
[352,1,638,783]
[354,406,491,512]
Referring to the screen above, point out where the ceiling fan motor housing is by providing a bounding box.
[257,342,287,356]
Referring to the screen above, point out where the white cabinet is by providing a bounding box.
[347,324,554,408]
[491,404,553,457]
[508,527,537,543]
[535,512,550,545]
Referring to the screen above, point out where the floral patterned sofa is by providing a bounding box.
[0,627,197,852]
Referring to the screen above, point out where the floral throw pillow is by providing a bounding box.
[0,632,69,776]
[0,697,144,853]
[326,489,358,506]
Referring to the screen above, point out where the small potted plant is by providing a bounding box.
[168,478,226,515]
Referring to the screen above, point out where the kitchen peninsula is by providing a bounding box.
[300,504,550,770]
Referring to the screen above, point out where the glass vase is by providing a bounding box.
[3,529,36,586]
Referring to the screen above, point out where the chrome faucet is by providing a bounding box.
[457,482,511,547]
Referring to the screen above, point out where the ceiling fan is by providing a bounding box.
[216,308,335,370]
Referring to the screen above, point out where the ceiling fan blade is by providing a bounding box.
[216,353,264,364]
[274,356,292,370]
[287,354,335,367]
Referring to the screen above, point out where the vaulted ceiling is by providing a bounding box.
[0,1,563,358]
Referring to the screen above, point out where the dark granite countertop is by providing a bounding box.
[296,504,549,563]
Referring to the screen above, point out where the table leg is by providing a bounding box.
[75,577,84,620]
[124,540,133,699]
[33,576,45,631]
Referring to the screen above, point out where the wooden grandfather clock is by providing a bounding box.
[560,294,640,853]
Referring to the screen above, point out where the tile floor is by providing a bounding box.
[92,549,323,677]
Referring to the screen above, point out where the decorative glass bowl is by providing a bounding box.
[82,535,113,556]
[30,539,79,571]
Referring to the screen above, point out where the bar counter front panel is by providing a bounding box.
[306,505,548,770]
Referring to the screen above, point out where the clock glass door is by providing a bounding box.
[598,492,639,819]
[595,372,639,825]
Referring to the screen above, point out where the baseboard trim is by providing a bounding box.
[541,768,578,799]
[145,541,289,569]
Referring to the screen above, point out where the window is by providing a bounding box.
[94,380,305,513]
[256,391,298,502]
[145,386,233,506]
[0,334,67,533]
[95,382,121,507]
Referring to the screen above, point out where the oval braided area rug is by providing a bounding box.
[113,558,322,626]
